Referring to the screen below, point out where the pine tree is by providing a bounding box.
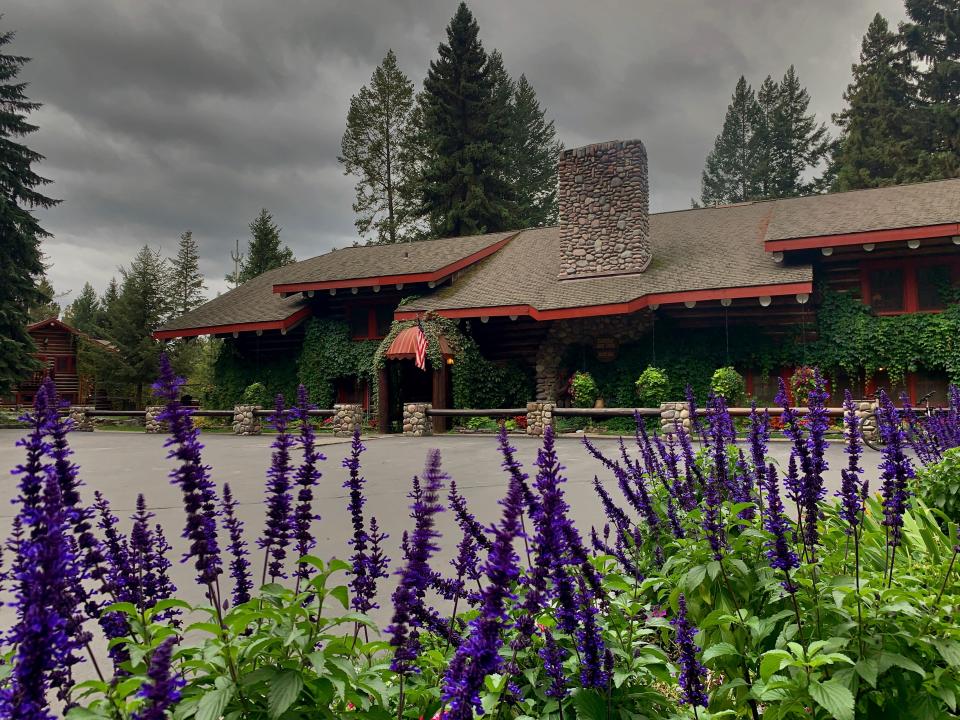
[237,209,294,283]
[832,14,918,190]
[101,278,119,316]
[751,75,780,198]
[701,76,762,204]
[415,2,514,237]
[0,24,59,397]
[28,277,61,322]
[508,73,561,226]
[339,50,417,244]
[901,0,960,179]
[63,282,102,334]
[169,230,206,317]
[767,66,831,197]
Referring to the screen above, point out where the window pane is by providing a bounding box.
[867,268,904,312]
[349,309,369,338]
[375,305,394,337]
[916,265,954,311]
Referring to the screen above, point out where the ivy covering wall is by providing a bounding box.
[208,342,300,409]
[297,319,379,407]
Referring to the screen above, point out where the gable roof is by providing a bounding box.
[399,202,812,319]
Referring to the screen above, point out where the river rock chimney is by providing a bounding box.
[558,139,651,279]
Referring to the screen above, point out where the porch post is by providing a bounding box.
[431,362,449,434]
[68,406,95,432]
[333,404,363,437]
[854,399,879,445]
[403,403,432,436]
[526,401,554,437]
[144,406,167,434]
[233,405,262,435]
[659,401,691,435]
[377,368,390,434]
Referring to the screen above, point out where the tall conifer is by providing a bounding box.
[508,74,561,226]
[237,209,294,283]
[0,24,59,396]
[701,76,762,204]
[767,66,831,197]
[169,231,206,317]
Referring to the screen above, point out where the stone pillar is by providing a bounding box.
[233,405,262,436]
[68,406,95,432]
[144,406,167,434]
[855,399,879,444]
[333,404,363,437]
[660,401,691,435]
[403,403,432,437]
[526,401,555,437]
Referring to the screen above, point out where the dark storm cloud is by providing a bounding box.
[5,0,905,301]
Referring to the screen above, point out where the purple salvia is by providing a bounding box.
[900,392,943,465]
[152,353,222,589]
[365,516,390,609]
[877,391,915,555]
[653,425,687,503]
[497,424,540,517]
[388,451,446,673]
[151,523,178,624]
[130,495,161,609]
[91,491,134,668]
[685,384,707,444]
[634,417,665,480]
[11,382,53,531]
[747,402,768,522]
[672,594,709,709]
[673,420,703,507]
[259,393,294,581]
[131,637,182,720]
[620,439,662,530]
[802,370,830,554]
[763,464,800,592]
[448,480,492,552]
[583,437,659,531]
[220,483,252,607]
[540,630,568,699]
[293,384,324,582]
[702,403,728,560]
[343,428,373,610]
[441,459,525,719]
[732,450,756,520]
[837,391,867,534]
[575,576,609,689]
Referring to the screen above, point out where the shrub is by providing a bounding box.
[570,370,599,408]
[635,366,670,407]
[915,446,960,525]
[241,381,269,406]
[790,365,818,401]
[710,365,745,403]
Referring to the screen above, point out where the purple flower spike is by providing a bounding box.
[132,637,182,720]
[837,391,867,534]
[877,391,914,554]
[540,630,568,699]
[259,394,294,582]
[575,576,609,689]
[763,464,800,592]
[153,353,222,589]
[221,483,252,606]
[672,594,709,709]
[11,381,53,529]
[448,480,492,551]
[343,429,378,613]
[293,385,324,582]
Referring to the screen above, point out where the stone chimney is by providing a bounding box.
[558,139,651,279]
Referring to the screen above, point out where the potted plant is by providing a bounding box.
[635,366,670,407]
[711,366,745,404]
[570,371,600,409]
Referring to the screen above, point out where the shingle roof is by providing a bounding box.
[405,202,812,314]
[270,231,515,288]
[764,177,960,241]
[158,264,308,332]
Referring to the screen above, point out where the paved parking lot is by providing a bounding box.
[0,428,875,630]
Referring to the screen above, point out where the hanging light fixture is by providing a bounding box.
[720,298,732,307]
[907,239,921,249]
[684,300,696,309]
[759,295,772,307]
[796,293,810,304]
[821,247,834,256]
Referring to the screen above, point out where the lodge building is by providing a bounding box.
[156,139,960,432]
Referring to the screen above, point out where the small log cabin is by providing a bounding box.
[9,318,99,406]
[156,138,960,431]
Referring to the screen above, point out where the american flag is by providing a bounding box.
[414,323,429,371]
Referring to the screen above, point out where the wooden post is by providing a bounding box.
[377,368,390,434]
[432,362,449,434]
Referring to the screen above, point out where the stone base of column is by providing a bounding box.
[854,399,879,444]
[333,404,363,437]
[233,405,262,435]
[403,403,432,436]
[526,401,555,437]
[68,406,95,432]
[144,406,167,434]
[660,402,691,435]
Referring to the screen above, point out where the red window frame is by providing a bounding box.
[860,255,960,316]
[347,303,392,341]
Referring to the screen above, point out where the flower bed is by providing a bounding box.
[3,359,960,719]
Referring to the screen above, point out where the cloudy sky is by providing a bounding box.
[7,0,905,302]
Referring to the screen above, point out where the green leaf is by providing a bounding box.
[702,642,739,664]
[808,678,854,720]
[572,688,607,719]
[683,565,707,593]
[760,650,792,681]
[196,686,234,720]
[855,657,879,688]
[269,670,304,719]
[933,639,960,667]
[329,585,350,610]
[879,652,926,677]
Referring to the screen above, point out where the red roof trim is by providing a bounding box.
[765,223,960,252]
[271,233,517,294]
[152,306,312,340]
[394,281,814,322]
[26,317,80,335]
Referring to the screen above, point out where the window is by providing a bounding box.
[867,268,905,312]
[861,256,960,315]
[349,309,370,339]
[349,305,394,340]
[375,305,394,337]
[55,356,75,373]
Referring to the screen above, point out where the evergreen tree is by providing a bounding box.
[0,24,59,397]
[901,0,960,179]
[832,14,918,190]
[701,76,762,204]
[28,277,60,322]
[508,73,561,226]
[339,50,417,244]
[63,282,101,334]
[237,209,294,283]
[415,2,514,237]
[101,277,119,317]
[767,66,831,197]
[751,75,780,198]
[169,230,206,317]
[103,246,173,406]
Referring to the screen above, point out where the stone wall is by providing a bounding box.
[558,139,651,279]
[403,403,432,436]
[854,399,879,444]
[233,405,262,435]
[659,402,691,435]
[333,404,362,436]
[534,312,653,400]
[526,401,555,437]
[68,406,95,432]
[144,406,167,434]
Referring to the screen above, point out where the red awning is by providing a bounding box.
[384,326,453,361]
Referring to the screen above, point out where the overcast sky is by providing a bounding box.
[7,0,906,303]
